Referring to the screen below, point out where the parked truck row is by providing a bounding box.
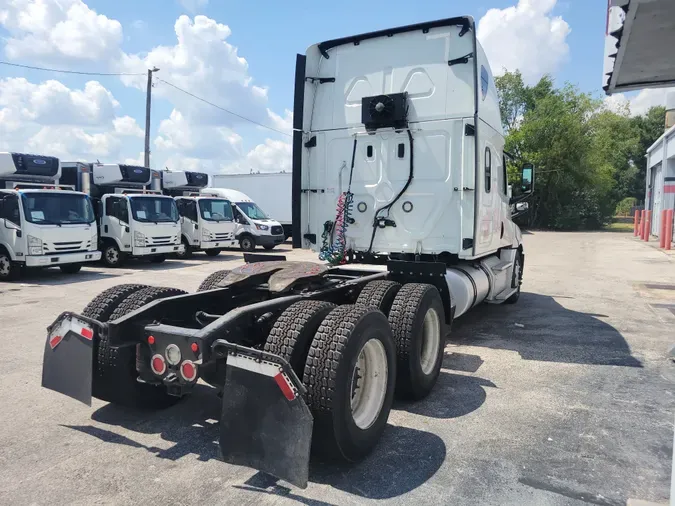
[0,157,288,281]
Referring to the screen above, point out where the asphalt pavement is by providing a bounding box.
[0,232,673,505]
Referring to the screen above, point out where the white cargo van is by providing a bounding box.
[200,188,285,251]
[211,172,292,238]
[0,152,101,281]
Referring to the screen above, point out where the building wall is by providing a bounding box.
[646,125,675,238]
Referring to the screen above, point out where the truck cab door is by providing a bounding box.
[185,200,199,245]
[0,194,23,259]
[103,196,131,251]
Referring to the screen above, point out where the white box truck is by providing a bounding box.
[0,152,101,281]
[200,187,286,251]
[61,162,184,267]
[211,172,292,238]
[162,170,237,257]
[42,16,535,489]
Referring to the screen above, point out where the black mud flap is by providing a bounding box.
[41,312,101,406]
[214,342,313,488]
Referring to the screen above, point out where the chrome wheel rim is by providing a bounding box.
[106,247,119,264]
[0,255,10,277]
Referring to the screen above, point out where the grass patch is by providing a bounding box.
[604,222,635,233]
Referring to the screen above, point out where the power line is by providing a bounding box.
[0,60,144,76]
[157,78,291,137]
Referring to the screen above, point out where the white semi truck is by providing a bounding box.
[0,152,101,281]
[211,172,292,238]
[61,162,184,267]
[42,16,534,489]
[162,171,237,257]
[200,187,286,251]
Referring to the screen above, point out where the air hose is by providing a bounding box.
[319,137,357,265]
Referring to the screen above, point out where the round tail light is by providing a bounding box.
[151,354,166,376]
[180,360,197,382]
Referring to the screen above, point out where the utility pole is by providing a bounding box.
[144,67,160,168]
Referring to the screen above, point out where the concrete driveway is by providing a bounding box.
[0,232,673,505]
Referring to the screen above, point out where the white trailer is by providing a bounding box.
[0,152,101,281]
[211,172,292,238]
[42,16,534,489]
[61,162,184,267]
[161,170,237,257]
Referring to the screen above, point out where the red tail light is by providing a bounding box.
[151,354,166,375]
[180,360,197,382]
[190,342,199,353]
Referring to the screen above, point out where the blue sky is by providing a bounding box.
[0,0,663,173]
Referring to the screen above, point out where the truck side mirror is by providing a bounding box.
[521,164,534,194]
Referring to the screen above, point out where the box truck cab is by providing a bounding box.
[0,152,101,281]
[161,171,237,257]
[200,188,285,251]
[61,162,184,267]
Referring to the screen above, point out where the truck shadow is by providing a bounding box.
[394,369,495,419]
[66,384,446,500]
[15,268,123,285]
[451,292,642,367]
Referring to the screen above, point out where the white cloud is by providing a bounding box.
[0,0,122,64]
[113,116,144,137]
[604,87,675,116]
[0,77,119,125]
[0,77,141,161]
[222,139,291,174]
[266,109,293,135]
[0,5,289,173]
[118,15,268,128]
[477,0,571,84]
[177,0,208,13]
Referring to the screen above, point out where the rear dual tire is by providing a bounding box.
[83,284,187,409]
[266,303,396,462]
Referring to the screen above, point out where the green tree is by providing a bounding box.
[628,106,666,200]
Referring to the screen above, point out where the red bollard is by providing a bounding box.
[634,210,640,236]
[660,210,667,248]
[644,210,652,241]
[666,209,674,251]
[640,210,646,239]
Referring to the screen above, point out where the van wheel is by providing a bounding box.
[263,245,275,251]
[388,283,445,400]
[239,235,255,252]
[205,249,221,257]
[304,305,396,461]
[102,243,126,268]
[264,300,336,377]
[59,264,82,274]
[176,238,192,259]
[149,255,166,264]
[0,250,20,281]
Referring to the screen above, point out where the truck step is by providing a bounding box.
[490,261,512,272]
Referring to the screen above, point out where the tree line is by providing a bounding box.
[497,70,665,230]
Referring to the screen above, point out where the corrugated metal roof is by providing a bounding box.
[604,0,675,94]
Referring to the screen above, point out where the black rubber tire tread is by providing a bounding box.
[177,237,192,259]
[264,300,336,377]
[356,280,401,316]
[303,304,396,461]
[149,255,166,263]
[197,269,231,291]
[388,283,445,400]
[93,286,187,408]
[263,245,275,250]
[81,284,148,322]
[505,252,522,304]
[239,235,255,252]
[204,249,221,257]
